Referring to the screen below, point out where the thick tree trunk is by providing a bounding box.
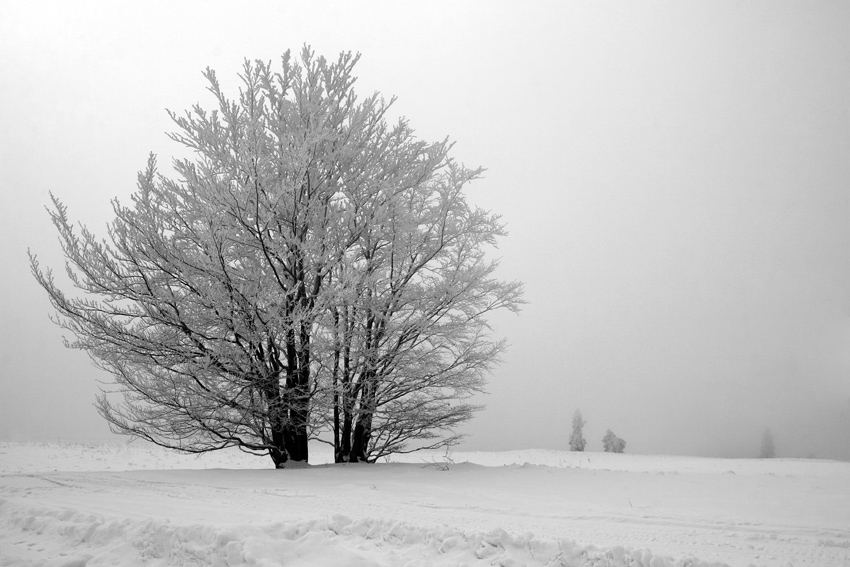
[261,342,289,468]
[336,374,353,463]
[263,383,289,468]
[332,376,341,462]
[332,308,341,461]
[349,418,371,463]
[335,313,354,463]
[292,323,311,462]
[281,321,311,463]
[289,397,309,461]
[282,393,309,462]
[269,443,288,468]
[349,373,376,463]
[339,410,353,462]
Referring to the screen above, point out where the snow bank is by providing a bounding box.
[0,499,723,567]
[2,442,848,566]
[0,441,262,474]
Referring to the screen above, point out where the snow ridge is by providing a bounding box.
[1,499,725,567]
[4,443,847,566]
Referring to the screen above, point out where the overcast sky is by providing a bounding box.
[2,1,848,459]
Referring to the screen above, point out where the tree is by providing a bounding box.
[30,47,523,467]
[569,409,586,451]
[759,428,776,458]
[602,429,625,453]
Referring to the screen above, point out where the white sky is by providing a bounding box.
[1,0,848,459]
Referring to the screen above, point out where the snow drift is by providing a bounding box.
[1,442,848,566]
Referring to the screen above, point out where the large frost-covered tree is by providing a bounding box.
[30,47,523,467]
[569,409,586,451]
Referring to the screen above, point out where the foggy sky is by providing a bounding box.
[2,1,848,459]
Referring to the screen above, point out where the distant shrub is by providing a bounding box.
[602,430,626,453]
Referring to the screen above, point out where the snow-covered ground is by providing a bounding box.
[1,442,848,566]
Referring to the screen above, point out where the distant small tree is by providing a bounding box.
[602,429,625,453]
[759,428,776,458]
[569,409,586,451]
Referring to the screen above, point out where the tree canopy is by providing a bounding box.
[30,47,523,467]
[602,429,626,453]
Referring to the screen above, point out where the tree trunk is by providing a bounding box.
[281,320,311,463]
[292,323,311,462]
[349,420,368,463]
[289,400,309,461]
[349,411,374,463]
[335,309,354,463]
[269,444,288,468]
[349,372,376,463]
[332,308,341,461]
[339,409,353,462]
[263,382,289,468]
[282,386,309,462]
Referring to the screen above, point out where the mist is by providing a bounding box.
[1,1,848,460]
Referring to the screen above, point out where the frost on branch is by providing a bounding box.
[29,46,524,467]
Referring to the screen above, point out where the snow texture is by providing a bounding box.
[1,441,848,566]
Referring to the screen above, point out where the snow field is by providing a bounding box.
[1,500,722,567]
[1,442,848,566]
